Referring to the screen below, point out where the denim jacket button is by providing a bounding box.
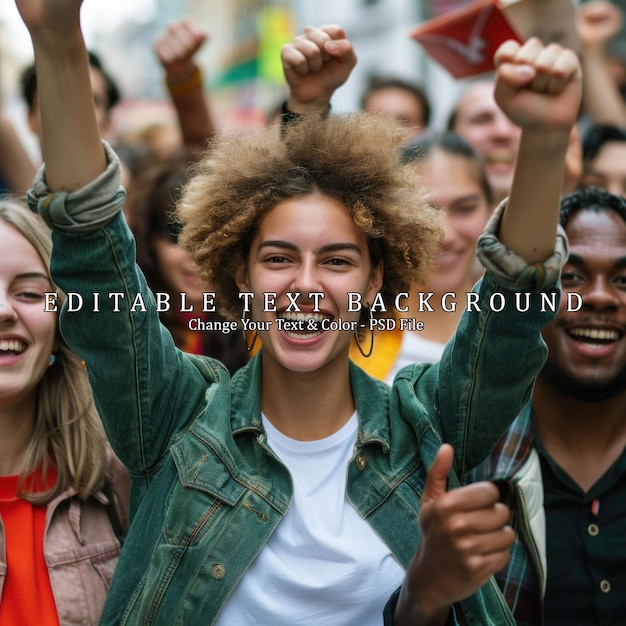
[211,564,226,580]
[356,455,367,470]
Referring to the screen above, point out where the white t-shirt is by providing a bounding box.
[386,333,445,384]
[214,412,405,625]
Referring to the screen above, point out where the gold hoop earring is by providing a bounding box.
[242,310,259,353]
[354,307,374,358]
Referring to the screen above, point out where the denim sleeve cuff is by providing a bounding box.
[27,141,126,233]
[477,199,568,292]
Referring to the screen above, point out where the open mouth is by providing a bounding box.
[485,150,515,166]
[277,311,332,339]
[0,339,27,356]
[436,250,463,269]
[567,327,622,345]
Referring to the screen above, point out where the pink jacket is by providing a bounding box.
[0,450,130,625]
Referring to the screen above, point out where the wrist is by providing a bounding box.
[166,66,203,97]
[286,95,332,116]
[395,583,449,626]
[281,100,331,124]
[31,27,85,57]
[165,62,199,84]
[519,128,571,156]
[581,42,609,58]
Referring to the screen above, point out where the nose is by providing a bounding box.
[0,299,17,323]
[290,259,322,299]
[492,113,518,140]
[583,274,620,312]
[441,211,456,246]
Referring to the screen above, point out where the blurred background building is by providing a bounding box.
[0,0,470,152]
[1,0,624,160]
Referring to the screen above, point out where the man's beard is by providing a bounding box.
[541,359,626,402]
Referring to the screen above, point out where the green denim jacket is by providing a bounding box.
[29,145,567,625]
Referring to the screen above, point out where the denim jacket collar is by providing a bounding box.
[228,352,391,454]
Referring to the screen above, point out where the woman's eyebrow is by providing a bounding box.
[15,271,53,284]
[257,240,297,251]
[317,243,362,255]
[257,241,362,255]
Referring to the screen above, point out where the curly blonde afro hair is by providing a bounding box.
[177,112,443,320]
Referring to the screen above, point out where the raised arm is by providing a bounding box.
[576,0,626,128]
[15,0,215,476]
[154,17,216,148]
[494,38,582,263]
[281,24,357,115]
[15,0,106,191]
[0,111,36,194]
[393,39,582,626]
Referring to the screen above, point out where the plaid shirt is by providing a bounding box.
[470,404,544,626]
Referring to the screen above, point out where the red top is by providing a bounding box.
[0,466,60,626]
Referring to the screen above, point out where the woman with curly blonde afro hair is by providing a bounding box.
[177,112,441,326]
[26,5,580,623]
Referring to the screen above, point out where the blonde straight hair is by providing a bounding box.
[0,199,107,504]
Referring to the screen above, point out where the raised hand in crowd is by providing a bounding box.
[395,37,582,625]
[282,24,357,114]
[576,0,626,127]
[154,16,216,147]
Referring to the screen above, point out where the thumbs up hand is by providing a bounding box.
[394,445,514,625]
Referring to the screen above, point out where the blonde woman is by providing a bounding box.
[0,199,129,625]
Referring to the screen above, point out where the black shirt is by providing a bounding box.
[534,432,626,625]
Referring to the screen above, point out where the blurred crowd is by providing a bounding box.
[2,1,626,624]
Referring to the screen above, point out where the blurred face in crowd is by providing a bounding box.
[364,87,427,139]
[581,140,626,198]
[28,66,113,142]
[153,237,206,310]
[563,123,582,196]
[452,81,582,205]
[417,147,490,295]
[451,81,520,207]
[540,209,626,401]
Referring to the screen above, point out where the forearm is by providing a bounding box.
[0,114,36,193]
[500,130,569,263]
[28,148,203,474]
[435,277,557,476]
[581,49,626,126]
[166,67,216,147]
[29,21,105,191]
[430,203,567,476]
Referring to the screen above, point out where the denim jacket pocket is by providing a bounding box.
[167,433,247,547]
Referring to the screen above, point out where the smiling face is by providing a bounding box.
[419,147,490,294]
[0,222,57,411]
[237,194,382,375]
[451,81,521,205]
[540,209,626,401]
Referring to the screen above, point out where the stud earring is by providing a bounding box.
[48,354,57,366]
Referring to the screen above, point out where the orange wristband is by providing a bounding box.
[166,66,203,97]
